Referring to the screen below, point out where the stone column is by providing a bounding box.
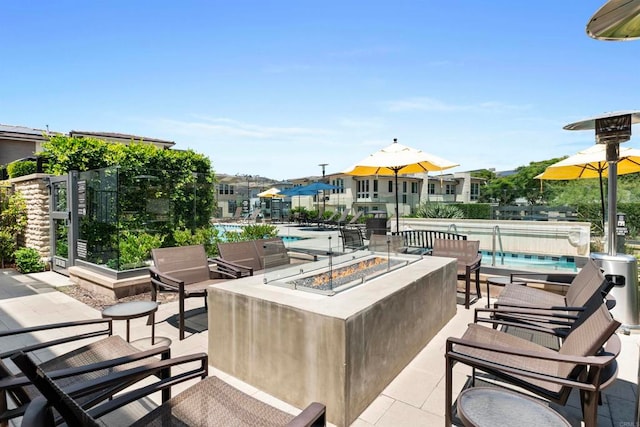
[11,174,51,259]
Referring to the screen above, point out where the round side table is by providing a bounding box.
[102,301,159,345]
[485,276,525,307]
[457,387,571,427]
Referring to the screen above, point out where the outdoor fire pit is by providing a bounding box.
[207,253,457,426]
[266,251,415,295]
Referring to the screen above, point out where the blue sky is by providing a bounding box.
[2,1,639,180]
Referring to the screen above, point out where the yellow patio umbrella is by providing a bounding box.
[256,187,285,198]
[344,138,458,232]
[536,144,640,228]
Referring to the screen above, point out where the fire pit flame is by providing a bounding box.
[311,257,387,286]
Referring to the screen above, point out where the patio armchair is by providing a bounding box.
[445,303,621,427]
[13,351,327,427]
[490,258,612,333]
[432,239,482,309]
[339,227,366,251]
[150,244,250,340]
[0,319,170,426]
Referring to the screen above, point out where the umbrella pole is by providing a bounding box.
[395,171,400,233]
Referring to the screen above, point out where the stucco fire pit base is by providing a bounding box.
[207,256,457,427]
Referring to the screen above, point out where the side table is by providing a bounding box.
[102,301,159,345]
[457,387,571,427]
[485,276,525,308]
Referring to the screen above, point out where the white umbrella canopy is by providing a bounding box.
[344,138,458,232]
[344,139,459,176]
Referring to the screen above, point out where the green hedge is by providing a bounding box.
[457,203,492,219]
[7,161,37,178]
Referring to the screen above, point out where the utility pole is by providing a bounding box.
[318,163,328,213]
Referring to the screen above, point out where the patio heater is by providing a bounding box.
[564,111,640,330]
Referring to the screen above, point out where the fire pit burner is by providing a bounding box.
[290,257,404,291]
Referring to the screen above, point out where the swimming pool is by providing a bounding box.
[212,225,306,243]
[481,250,577,272]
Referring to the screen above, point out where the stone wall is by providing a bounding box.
[11,174,51,259]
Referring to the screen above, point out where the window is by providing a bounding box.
[445,184,456,195]
[470,182,480,201]
[373,179,378,198]
[332,178,345,193]
[388,180,393,192]
[428,183,435,195]
[219,184,234,195]
[357,180,369,198]
[411,182,418,194]
[402,181,407,193]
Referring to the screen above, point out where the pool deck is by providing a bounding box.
[1,225,638,426]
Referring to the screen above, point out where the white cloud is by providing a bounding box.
[384,97,532,113]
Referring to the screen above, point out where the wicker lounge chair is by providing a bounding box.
[445,303,621,427]
[432,239,482,309]
[150,244,250,340]
[13,351,327,427]
[0,319,170,425]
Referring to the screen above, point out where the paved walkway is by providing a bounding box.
[1,243,639,426]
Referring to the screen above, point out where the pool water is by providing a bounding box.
[280,235,306,242]
[212,225,306,243]
[481,250,577,272]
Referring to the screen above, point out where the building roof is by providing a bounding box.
[0,124,51,141]
[69,130,175,148]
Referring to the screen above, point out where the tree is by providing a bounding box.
[511,158,565,205]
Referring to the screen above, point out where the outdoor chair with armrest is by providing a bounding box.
[339,227,366,251]
[13,351,327,427]
[150,244,252,340]
[0,319,170,426]
[445,303,621,427]
[432,239,482,309]
[492,259,611,328]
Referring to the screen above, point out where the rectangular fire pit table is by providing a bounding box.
[207,254,457,427]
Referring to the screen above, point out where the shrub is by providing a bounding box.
[415,203,464,219]
[240,224,278,240]
[14,247,45,273]
[456,203,492,219]
[173,227,218,257]
[0,230,15,268]
[114,231,164,270]
[1,193,27,236]
[7,161,37,178]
